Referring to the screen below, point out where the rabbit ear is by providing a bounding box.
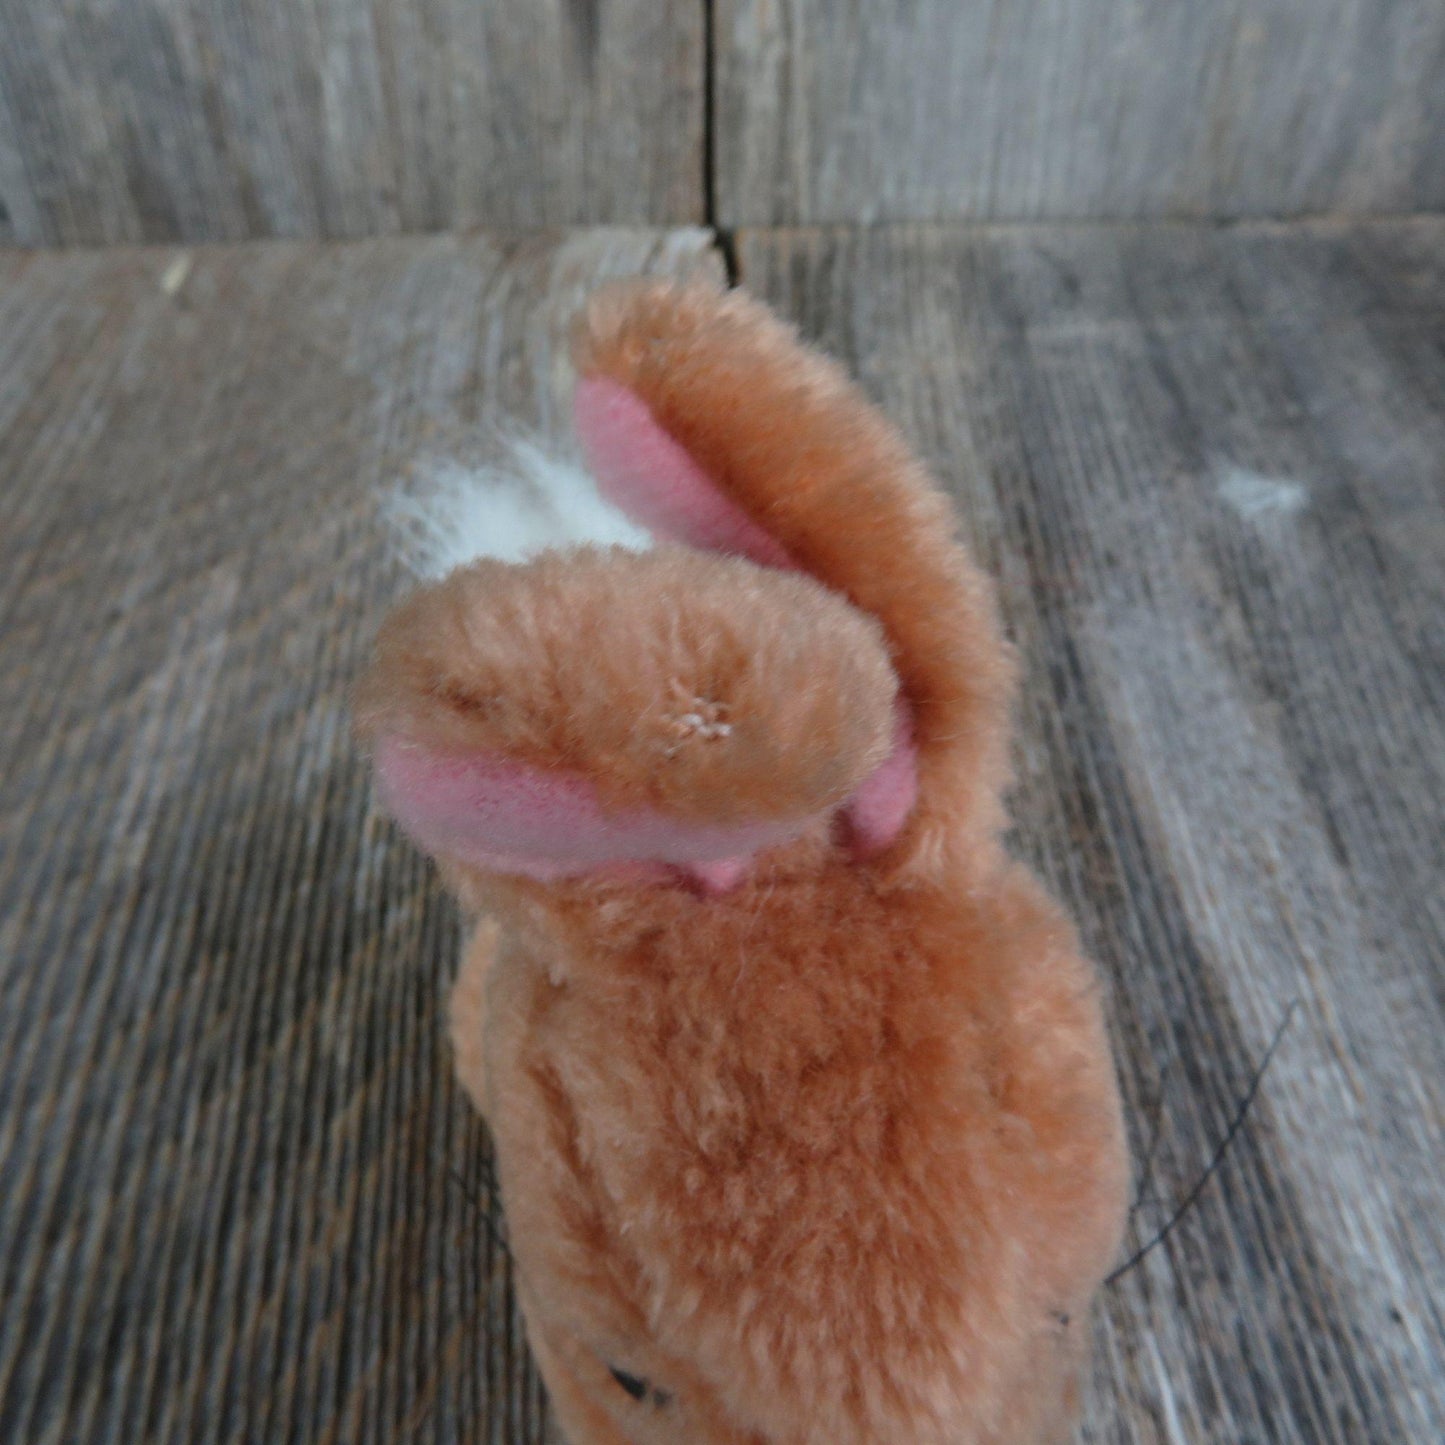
[574,376,793,567]
[574,374,918,860]
[374,735,823,893]
[573,281,1020,875]
[844,702,919,857]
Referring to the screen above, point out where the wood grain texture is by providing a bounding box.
[736,218,1445,1441]
[0,227,721,1445]
[1,218,1442,1444]
[716,0,1445,224]
[0,0,704,246]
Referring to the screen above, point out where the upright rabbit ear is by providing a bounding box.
[574,376,793,568]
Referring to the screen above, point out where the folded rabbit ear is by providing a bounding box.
[374,735,823,894]
[358,544,905,897]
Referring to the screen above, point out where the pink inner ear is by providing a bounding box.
[375,735,820,883]
[573,374,919,860]
[575,376,793,567]
[844,704,919,857]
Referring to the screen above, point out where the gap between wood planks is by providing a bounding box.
[702,0,741,282]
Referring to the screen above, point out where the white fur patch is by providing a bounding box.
[386,438,653,579]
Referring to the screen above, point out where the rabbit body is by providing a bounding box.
[359,280,1128,1444]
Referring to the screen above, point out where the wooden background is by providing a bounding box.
[0,0,704,246]
[1,218,1442,1444]
[0,1,1443,1443]
[3,0,1445,244]
[714,0,1445,223]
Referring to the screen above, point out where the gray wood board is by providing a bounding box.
[735,219,1445,1441]
[1,217,1442,1443]
[0,0,704,246]
[716,0,1445,224]
[0,226,720,1445]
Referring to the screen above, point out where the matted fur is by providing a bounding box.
[356,279,1128,1444]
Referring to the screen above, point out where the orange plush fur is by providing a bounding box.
[356,280,1128,1444]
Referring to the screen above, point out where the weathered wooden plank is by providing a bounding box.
[736,219,1445,1441]
[0,227,721,1445]
[716,1,1445,224]
[3,217,1442,1444]
[0,1,704,246]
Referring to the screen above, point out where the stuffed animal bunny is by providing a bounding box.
[356,280,1127,1444]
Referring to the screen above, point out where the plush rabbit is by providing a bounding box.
[356,280,1127,1444]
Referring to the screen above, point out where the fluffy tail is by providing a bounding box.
[572,279,1016,876]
